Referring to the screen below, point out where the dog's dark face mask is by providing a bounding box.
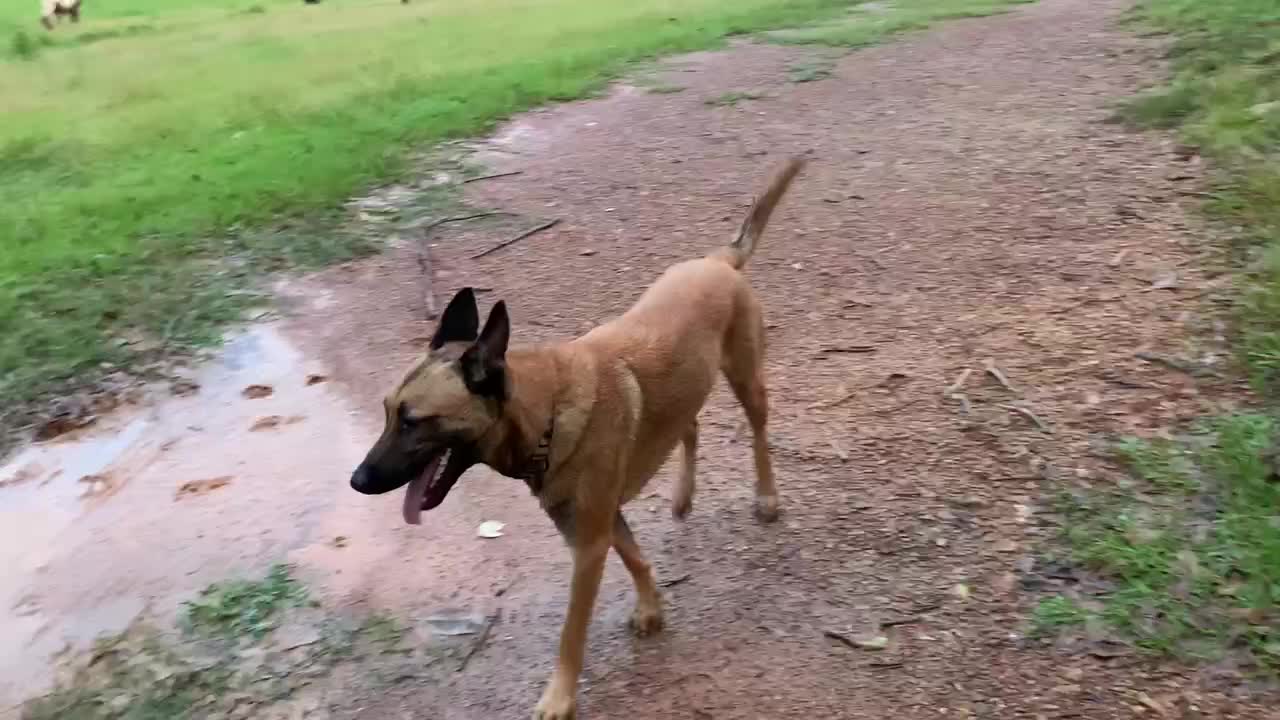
[349,288,510,524]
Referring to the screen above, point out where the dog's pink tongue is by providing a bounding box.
[402,455,441,525]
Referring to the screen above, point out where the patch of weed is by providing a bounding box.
[10,29,40,60]
[21,564,440,719]
[181,564,310,639]
[788,60,834,83]
[1041,417,1280,674]
[705,90,765,106]
[21,628,235,720]
[359,613,408,651]
[647,84,687,94]
[73,24,159,47]
[1031,596,1087,636]
[1114,436,1199,493]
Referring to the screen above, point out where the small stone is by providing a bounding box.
[992,572,1018,595]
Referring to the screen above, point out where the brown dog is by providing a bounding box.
[351,157,804,719]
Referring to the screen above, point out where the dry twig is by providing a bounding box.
[405,211,504,232]
[820,345,877,354]
[457,611,500,672]
[944,368,972,414]
[1134,351,1221,378]
[1000,404,1051,433]
[471,218,561,259]
[463,171,523,184]
[983,359,1016,393]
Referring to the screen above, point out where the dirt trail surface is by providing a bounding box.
[5,0,1279,717]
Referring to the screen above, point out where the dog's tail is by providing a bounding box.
[714,156,806,270]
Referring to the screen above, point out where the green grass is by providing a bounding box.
[787,59,835,83]
[1041,418,1280,673]
[705,90,766,106]
[763,0,1037,48]
[1030,596,1087,636]
[0,0,861,436]
[22,566,441,720]
[180,563,310,639]
[1118,0,1280,395]
[21,629,236,720]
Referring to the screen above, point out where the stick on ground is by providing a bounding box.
[405,211,505,232]
[471,218,561,260]
[1000,404,1051,433]
[416,241,438,319]
[984,359,1016,393]
[457,610,500,672]
[463,171,523,184]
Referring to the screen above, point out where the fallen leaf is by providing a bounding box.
[1137,692,1168,716]
[175,476,233,500]
[78,472,120,499]
[1148,271,1179,291]
[824,629,889,651]
[476,521,505,539]
[952,583,971,601]
[249,415,305,432]
[242,384,274,399]
[994,539,1018,553]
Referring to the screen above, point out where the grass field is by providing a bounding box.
[0,0,1043,437]
[2,0,864,432]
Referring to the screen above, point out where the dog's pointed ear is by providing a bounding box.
[460,301,510,399]
[430,288,479,349]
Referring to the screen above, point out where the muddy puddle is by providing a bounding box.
[0,324,369,712]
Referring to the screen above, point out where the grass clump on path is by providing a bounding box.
[1037,416,1280,675]
[0,0,858,437]
[21,565,441,720]
[181,563,311,639]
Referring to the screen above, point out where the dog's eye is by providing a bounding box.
[399,413,438,432]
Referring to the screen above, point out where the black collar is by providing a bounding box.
[514,411,555,493]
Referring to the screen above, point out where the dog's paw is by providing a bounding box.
[754,494,780,523]
[628,602,665,637]
[533,686,577,720]
[671,495,693,520]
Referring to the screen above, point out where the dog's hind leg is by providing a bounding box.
[613,512,664,635]
[671,420,698,519]
[723,295,780,523]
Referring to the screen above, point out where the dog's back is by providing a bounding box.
[571,157,805,501]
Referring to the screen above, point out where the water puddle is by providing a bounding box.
[0,324,370,712]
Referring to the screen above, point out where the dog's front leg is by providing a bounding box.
[535,503,611,720]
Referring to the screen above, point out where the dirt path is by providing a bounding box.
[5,0,1278,717]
